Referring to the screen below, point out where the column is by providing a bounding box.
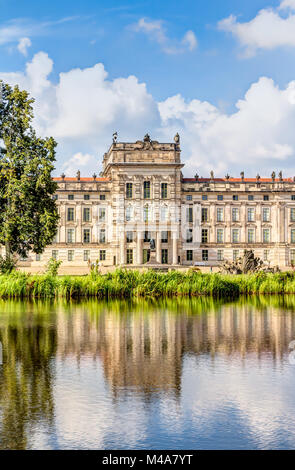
[172,233,178,265]
[156,231,161,263]
[137,231,143,265]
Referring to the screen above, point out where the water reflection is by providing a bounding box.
[0,296,295,449]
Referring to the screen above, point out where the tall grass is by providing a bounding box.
[0,269,295,299]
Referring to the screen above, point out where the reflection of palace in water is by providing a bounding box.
[56,300,295,394]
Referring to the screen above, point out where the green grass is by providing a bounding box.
[1,269,295,299]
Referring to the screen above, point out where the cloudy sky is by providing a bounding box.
[2,0,295,177]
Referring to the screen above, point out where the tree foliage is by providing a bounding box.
[0,81,59,257]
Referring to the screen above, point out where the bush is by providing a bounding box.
[45,258,62,277]
[0,255,16,274]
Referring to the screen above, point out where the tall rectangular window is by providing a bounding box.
[291,250,295,264]
[202,229,208,243]
[217,208,224,222]
[186,207,193,222]
[291,208,295,222]
[67,207,74,221]
[144,181,150,199]
[160,206,168,221]
[161,249,168,264]
[126,249,133,264]
[99,229,106,243]
[83,229,90,244]
[83,250,90,261]
[248,208,255,222]
[186,250,193,261]
[248,228,255,243]
[232,208,239,222]
[291,229,295,243]
[144,231,151,242]
[264,249,270,262]
[126,206,132,221]
[217,228,224,243]
[201,208,208,222]
[100,250,106,261]
[217,249,224,261]
[52,250,58,260]
[161,183,168,199]
[99,208,106,222]
[68,250,74,261]
[202,249,208,261]
[36,254,41,261]
[143,206,149,222]
[161,231,168,243]
[186,229,193,243]
[262,208,270,222]
[263,228,270,243]
[67,228,75,243]
[126,183,133,199]
[126,231,133,243]
[233,249,239,261]
[232,229,239,243]
[83,207,90,222]
[143,249,150,264]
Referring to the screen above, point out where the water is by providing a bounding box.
[0,296,295,450]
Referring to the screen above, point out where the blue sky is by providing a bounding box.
[2,0,295,177]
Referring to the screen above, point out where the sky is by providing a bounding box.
[1,0,295,177]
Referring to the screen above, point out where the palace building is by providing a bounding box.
[17,134,295,272]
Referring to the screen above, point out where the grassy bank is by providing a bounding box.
[0,269,295,299]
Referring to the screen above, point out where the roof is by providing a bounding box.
[183,177,294,183]
[53,177,109,182]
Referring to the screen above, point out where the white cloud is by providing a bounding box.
[132,18,197,54]
[17,37,31,56]
[2,51,295,178]
[218,1,295,57]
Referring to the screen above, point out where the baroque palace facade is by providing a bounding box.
[16,134,295,272]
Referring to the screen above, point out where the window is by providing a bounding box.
[291,250,295,264]
[291,208,295,222]
[202,249,208,261]
[100,194,106,200]
[291,229,295,243]
[52,233,58,244]
[84,194,90,200]
[99,208,106,222]
[186,250,193,262]
[264,249,270,262]
[248,208,255,222]
[68,194,74,200]
[186,229,193,243]
[248,228,255,243]
[186,207,193,223]
[202,195,207,201]
[217,229,224,243]
[52,194,58,201]
[292,195,295,201]
[67,228,75,243]
[262,208,270,222]
[67,207,74,221]
[126,231,133,243]
[83,250,90,262]
[161,249,168,264]
[161,231,168,243]
[126,206,132,222]
[52,250,58,260]
[99,250,106,261]
[99,229,106,243]
[233,195,238,201]
[144,231,151,242]
[144,181,150,199]
[233,249,239,261]
[248,195,254,201]
[161,183,168,199]
[232,229,239,243]
[264,195,269,201]
[68,250,74,261]
[217,208,224,222]
[83,229,90,244]
[201,208,208,222]
[217,249,224,261]
[201,229,208,243]
[143,206,149,222]
[186,195,192,201]
[160,206,168,221]
[36,254,41,261]
[232,208,239,222]
[83,207,90,222]
[217,195,223,201]
[263,228,270,243]
[126,249,133,264]
[143,249,150,263]
[126,183,132,199]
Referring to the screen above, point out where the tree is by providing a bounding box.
[0,80,59,259]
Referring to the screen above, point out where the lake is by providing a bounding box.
[0,296,295,450]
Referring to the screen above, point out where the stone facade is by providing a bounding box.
[14,135,295,272]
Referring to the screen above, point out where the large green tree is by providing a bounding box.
[0,81,59,259]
